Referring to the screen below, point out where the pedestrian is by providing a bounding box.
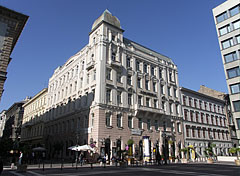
[79,153,83,166]
[18,152,23,165]
[103,155,106,168]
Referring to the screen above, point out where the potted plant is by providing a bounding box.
[229,147,240,166]
[204,143,216,164]
[180,147,189,163]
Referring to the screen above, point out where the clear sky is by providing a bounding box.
[0,0,227,111]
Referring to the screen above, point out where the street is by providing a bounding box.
[1,163,239,176]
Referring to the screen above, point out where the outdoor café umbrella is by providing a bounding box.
[68,145,95,152]
[32,147,46,152]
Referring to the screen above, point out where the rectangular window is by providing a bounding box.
[127,75,132,85]
[151,66,155,76]
[186,127,190,137]
[106,68,111,80]
[233,100,240,112]
[168,87,171,96]
[137,78,142,88]
[127,57,131,68]
[159,68,162,78]
[230,5,240,17]
[219,25,230,36]
[236,35,240,44]
[147,119,151,130]
[136,61,140,71]
[216,12,227,23]
[145,80,149,90]
[222,38,233,49]
[117,72,122,83]
[176,105,179,114]
[224,52,238,63]
[138,118,142,129]
[192,128,195,137]
[128,93,132,105]
[183,96,186,105]
[106,89,111,103]
[227,67,240,79]
[196,112,199,122]
[112,52,116,61]
[237,118,240,129]
[233,20,240,30]
[174,88,177,98]
[74,81,77,91]
[117,114,122,128]
[230,83,240,94]
[190,111,193,121]
[198,129,201,138]
[138,96,142,105]
[117,91,122,104]
[184,109,188,120]
[177,123,181,133]
[94,70,96,80]
[154,120,158,131]
[203,129,206,138]
[144,64,148,73]
[153,82,157,92]
[128,116,133,129]
[106,114,111,127]
[161,85,164,94]
[146,98,150,107]
[154,99,158,108]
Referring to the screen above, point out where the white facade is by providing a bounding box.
[44,10,184,160]
[213,0,240,144]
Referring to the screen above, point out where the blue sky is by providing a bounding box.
[0,0,227,111]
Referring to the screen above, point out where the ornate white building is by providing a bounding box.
[44,10,184,160]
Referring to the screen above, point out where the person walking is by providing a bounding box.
[18,152,23,165]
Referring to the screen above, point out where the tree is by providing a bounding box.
[229,147,240,160]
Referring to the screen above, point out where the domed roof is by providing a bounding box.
[91,9,121,31]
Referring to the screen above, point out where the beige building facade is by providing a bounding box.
[212,0,240,145]
[44,10,184,160]
[21,88,47,147]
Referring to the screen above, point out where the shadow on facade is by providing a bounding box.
[21,92,94,162]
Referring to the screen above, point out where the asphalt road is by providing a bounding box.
[2,163,240,176]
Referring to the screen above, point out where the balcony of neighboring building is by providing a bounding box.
[135,103,165,115]
[86,59,95,70]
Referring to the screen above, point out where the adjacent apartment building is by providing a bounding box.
[180,86,232,158]
[212,0,240,145]
[21,88,47,148]
[44,10,184,160]
[0,6,28,102]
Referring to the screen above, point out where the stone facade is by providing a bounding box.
[2,101,26,141]
[180,87,232,158]
[0,110,6,138]
[212,0,240,145]
[21,88,48,147]
[44,10,184,160]
[0,6,28,102]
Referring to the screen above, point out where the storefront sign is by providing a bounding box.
[131,129,142,135]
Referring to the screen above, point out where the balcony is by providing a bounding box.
[86,60,95,70]
[110,60,121,67]
[136,104,165,115]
